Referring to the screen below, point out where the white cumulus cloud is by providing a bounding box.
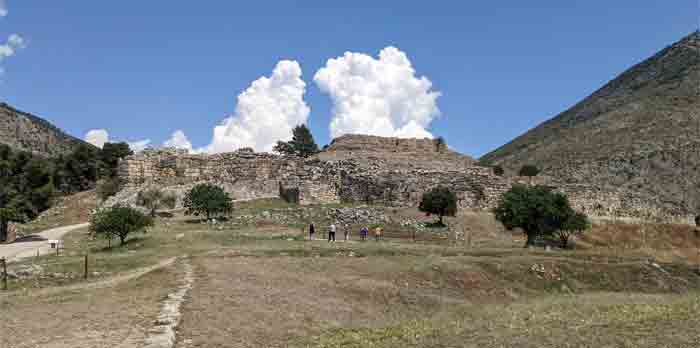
[163,130,194,152]
[0,34,25,62]
[85,129,110,148]
[0,0,7,17]
[314,46,441,139]
[202,60,310,153]
[85,128,150,153]
[128,139,152,153]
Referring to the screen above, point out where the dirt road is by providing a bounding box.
[0,223,89,262]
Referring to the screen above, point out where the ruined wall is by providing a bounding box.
[119,148,303,201]
[114,136,691,223]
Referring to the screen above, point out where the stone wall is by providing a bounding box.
[113,135,690,223]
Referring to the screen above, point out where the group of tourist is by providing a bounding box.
[307,223,382,242]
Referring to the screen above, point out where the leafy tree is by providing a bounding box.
[273,124,319,158]
[419,186,458,226]
[54,144,101,193]
[558,211,590,249]
[183,184,233,220]
[100,142,133,177]
[97,177,121,201]
[493,184,577,247]
[137,188,177,217]
[434,137,447,153]
[493,165,504,176]
[518,164,540,178]
[89,205,153,246]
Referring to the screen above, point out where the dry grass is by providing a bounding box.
[17,190,99,236]
[4,203,700,347]
[0,265,179,348]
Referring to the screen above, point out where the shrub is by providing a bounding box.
[97,177,121,201]
[419,186,458,226]
[137,188,177,217]
[518,164,540,178]
[183,183,233,220]
[89,205,153,246]
[494,184,581,247]
[493,165,504,176]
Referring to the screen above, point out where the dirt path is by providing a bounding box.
[0,223,89,262]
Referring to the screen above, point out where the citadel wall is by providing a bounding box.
[114,135,690,223]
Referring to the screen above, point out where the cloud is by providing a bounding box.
[85,129,110,148]
[202,60,310,153]
[0,0,7,17]
[127,139,152,153]
[85,128,150,153]
[0,34,25,62]
[314,46,441,139]
[163,130,193,152]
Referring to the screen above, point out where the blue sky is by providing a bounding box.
[0,1,698,157]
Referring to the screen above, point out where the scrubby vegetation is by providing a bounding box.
[418,186,457,226]
[0,142,134,240]
[494,184,589,247]
[184,183,234,220]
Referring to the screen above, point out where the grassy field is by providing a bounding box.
[2,201,700,347]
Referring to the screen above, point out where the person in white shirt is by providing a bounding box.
[328,223,337,242]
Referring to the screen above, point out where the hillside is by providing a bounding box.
[481,31,700,216]
[0,102,93,156]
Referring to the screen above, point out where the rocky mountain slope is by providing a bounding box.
[0,102,92,156]
[481,31,700,216]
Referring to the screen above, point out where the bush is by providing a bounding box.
[518,164,540,178]
[419,186,457,226]
[97,177,121,201]
[494,184,584,248]
[89,205,153,246]
[492,165,504,176]
[137,188,177,217]
[183,183,233,220]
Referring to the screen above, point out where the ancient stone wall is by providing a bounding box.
[114,135,691,223]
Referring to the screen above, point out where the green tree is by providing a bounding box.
[493,184,576,247]
[89,205,153,246]
[97,177,121,201]
[273,124,319,158]
[492,165,505,176]
[100,142,133,177]
[434,137,447,153]
[419,186,458,226]
[518,164,540,185]
[558,211,590,249]
[183,184,233,220]
[137,188,177,217]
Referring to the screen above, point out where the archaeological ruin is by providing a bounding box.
[111,134,691,223]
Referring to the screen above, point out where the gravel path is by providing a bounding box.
[0,223,89,262]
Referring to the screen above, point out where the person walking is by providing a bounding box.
[309,223,316,241]
[360,226,369,241]
[374,226,383,242]
[328,223,336,242]
[344,224,351,241]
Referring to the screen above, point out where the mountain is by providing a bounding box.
[0,103,93,156]
[481,31,700,215]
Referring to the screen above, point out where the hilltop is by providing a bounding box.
[0,102,93,156]
[481,32,700,215]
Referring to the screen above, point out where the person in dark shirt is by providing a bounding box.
[309,223,316,241]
